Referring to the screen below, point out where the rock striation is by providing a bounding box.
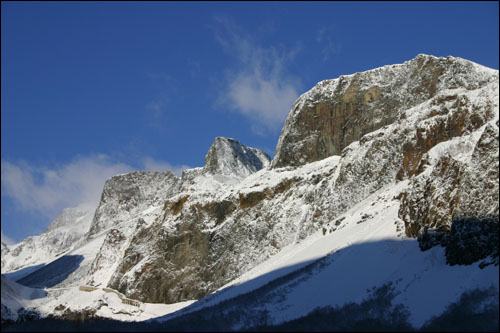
[105,55,498,304]
[203,137,271,178]
[272,54,496,169]
[3,54,498,312]
[86,171,180,240]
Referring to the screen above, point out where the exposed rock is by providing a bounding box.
[203,137,271,178]
[400,122,499,238]
[104,55,498,305]
[87,229,127,287]
[163,195,190,215]
[86,171,180,240]
[272,54,496,169]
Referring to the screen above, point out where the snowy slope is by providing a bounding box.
[1,55,497,329]
[1,206,94,275]
[156,181,498,329]
[1,273,196,323]
[1,275,46,322]
[107,55,498,306]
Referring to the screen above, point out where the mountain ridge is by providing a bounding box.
[2,54,498,329]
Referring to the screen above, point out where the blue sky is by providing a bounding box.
[1,1,499,244]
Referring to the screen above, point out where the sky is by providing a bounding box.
[1,1,499,244]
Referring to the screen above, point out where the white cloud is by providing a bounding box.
[1,155,134,219]
[1,155,191,242]
[145,72,177,128]
[146,93,170,129]
[1,155,192,218]
[214,16,302,133]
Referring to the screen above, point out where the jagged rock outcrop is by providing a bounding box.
[272,54,496,169]
[180,137,271,188]
[105,55,498,305]
[86,229,127,287]
[86,171,180,240]
[400,122,499,237]
[203,137,271,178]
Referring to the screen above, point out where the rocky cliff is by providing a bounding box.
[86,171,180,240]
[4,54,497,313]
[104,54,498,305]
[272,54,496,169]
[203,137,271,178]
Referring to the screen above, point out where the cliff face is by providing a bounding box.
[272,54,496,169]
[400,122,499,237]
[104,55,498,304]
[5,55,497,313]
[203,137,271,178]
[86,171,180,240]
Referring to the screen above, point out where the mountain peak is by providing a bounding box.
[203,137,271,178]
[271,54,498,169]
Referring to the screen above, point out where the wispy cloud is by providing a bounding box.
[146,94,169,128]
[1,155,191,222]
[1,155,133,218]
[213,16,302,134]
[316,27,342,62]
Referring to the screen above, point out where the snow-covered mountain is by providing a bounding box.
[1,206,94,275]
[1,275,45,323]
[1,54,498,331]
[203,137,271,178]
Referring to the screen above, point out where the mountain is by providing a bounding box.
[272,54,496,168]
[1,275,45,323]
[1,54,498,331]
[1,207,94,277]
[105,54,498,306]
[203,137,271,178]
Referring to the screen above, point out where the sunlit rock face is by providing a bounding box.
[203,137,271,178]
[86,171,180,240]
[400,122,499,238]
[102,55,498,304]
[272,54,496,169]
[8,55,496,311]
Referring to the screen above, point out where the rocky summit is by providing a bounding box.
[203,137,271,178]
[272,54,496,169]
[2,54,498,330]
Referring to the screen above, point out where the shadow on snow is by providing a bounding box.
[16,255,84,288]
[3,264,47,282]
[3,237,499,332]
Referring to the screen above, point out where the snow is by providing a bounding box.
[26,285,196,322]
[158,180,498,328]
[2,270,196,322]
[2,54,497,328]
[1,275,46,321]
[1,206,95,274]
